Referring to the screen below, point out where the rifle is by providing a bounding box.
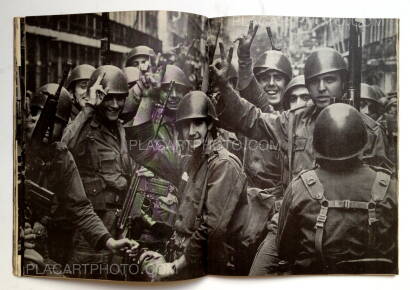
[24,179,55,218]
[29,61,71,156]
[347,19,362,111]
[266,27,281,51]
[115,170,145,240]
[100,12,111,65]
[202,20,221,93]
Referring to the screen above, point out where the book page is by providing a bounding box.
[14,10,209,282]
[14,9,399,283]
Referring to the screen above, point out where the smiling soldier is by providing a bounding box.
[62,65,139,279]
[126,83,247,279]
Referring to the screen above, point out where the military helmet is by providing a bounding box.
[161,64,192,88]
[66,64,96,90]
[304,48,347,82]
[282,75,306,108]
[176,91,219,124]
[122,66,142,87]
[313,103,367,160]
[87,65,129,95]
[126,45,155,66]
[32,83,72,123]
[253,50,292,81]
[360,83,383,106]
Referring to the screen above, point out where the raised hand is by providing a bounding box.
[133,72,161,101]
[210,42,234,86]
[235,20,259,59]
[87,72,106,107]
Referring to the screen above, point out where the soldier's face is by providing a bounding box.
[307,71,344,109]
[288,86,310,109]
[97,94,126,122]
[73,80,89,107]
[25,105,41,141]
[180,118,211,151]
[162,84,190,111]
[256,70,287,106]
[130,56,151,73]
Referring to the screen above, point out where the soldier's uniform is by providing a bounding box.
[126,91,248,278]
[134,104,180,251]
[276,165,397,274]
[130,64,192,251]
[26,142,112,266]
[214,51,286,192]
[216,83,389,183]
[276,103,397,274]
[62,66,135,278]
[24,84,112,273]
[62,105,135,276]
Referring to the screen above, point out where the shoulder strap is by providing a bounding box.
[196,156,214,220]
[300,170,324,200]
[371,171,391,202]
[300,169,328,268]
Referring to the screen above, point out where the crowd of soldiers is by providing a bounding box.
[20,20,398,281]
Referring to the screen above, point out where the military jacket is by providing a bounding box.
[26,142,111,250]
[216,84,391,185]
[276,165,397,273]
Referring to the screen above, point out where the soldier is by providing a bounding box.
[126,89,247,279]
[125,45,155,74]
[66,64,96,120]
[212,47,390,183]
[24,83,138,275]
[281,75,311,110]
[230,21,290,190]
[235,21,292,112]
[384,96,398,172]
[277,103,397,274]
[130,64,192,150]
[360,83,385,122]
[62,65,139,278]
[126,64,192,252]
[210,47,391,275]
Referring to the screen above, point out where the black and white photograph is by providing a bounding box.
[12,8,398,283]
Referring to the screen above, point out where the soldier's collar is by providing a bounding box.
[203,138,223,157]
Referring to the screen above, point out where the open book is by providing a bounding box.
[13,10,399,282]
